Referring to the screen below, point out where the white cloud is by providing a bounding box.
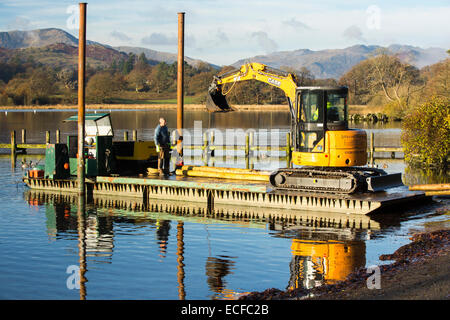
[282,17,311,30]
[343,25,366,43]
[251,31,278,53]
[110,30,132,42]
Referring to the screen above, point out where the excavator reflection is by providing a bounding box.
[288,239,365,290]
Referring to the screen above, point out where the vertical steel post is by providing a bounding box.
[176,12,185,159]
[77,3,87,196]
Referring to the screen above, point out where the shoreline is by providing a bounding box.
[240,206,450,300]
[0,104,289,111]
[0,104,383,114]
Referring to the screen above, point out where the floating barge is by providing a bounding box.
[23,173,427,217]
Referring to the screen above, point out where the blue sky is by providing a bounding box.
[0,0,449,65]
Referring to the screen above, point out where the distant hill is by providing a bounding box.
[0,28,217,69]
[115,46,220,69]
[232,45,448,79]
[0,42,129,69]
[0,28,447,78]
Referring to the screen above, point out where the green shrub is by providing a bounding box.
[401,97,450,168]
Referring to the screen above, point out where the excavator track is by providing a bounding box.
[269,167,403,194]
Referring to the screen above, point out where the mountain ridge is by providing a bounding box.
[0,28,447,78]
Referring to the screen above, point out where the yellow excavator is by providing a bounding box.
[206,62,403,193]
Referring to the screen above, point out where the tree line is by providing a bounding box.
[0,50,448,120]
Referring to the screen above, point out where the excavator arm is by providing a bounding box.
[206,62,298,114]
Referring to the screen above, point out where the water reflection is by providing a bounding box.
[22,187,440,299]
[24,189,386,299]
[288,239,365,290]
[205,256,236,299]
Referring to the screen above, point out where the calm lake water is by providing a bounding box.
[0,109,448,299]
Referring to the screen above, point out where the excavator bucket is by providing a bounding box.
[206,84,232,112]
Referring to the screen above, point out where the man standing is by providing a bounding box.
[154,117,171,176]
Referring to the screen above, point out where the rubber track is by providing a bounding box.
[269,167,387,194]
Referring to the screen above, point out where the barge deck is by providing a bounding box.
[23,174,428,216]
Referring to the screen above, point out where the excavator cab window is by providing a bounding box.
[325,88,348,130]
[296,89,325,153]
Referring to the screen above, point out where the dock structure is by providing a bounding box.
[22,173,427,217]
[24,189,383,230]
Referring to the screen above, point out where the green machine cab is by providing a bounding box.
[60,113,158,177]
[64,113,115,177]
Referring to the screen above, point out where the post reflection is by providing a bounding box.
[77,195,87,300]
[205,256,235,299]
[176,221,185,300]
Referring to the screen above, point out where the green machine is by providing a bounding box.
[64,113,116,177]
[44,143,70,179]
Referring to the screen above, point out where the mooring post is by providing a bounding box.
[370,131,374,167]
[210,130,215,146]
[132,129,137,141]
[123,131,128,141]
[10,130,16,167]
[245,133,250,158]
[56,129,60,144]
[286,132,292,168]
[77,2,87,197]
[176,12,185,161]
[45,131,50,144]
[21,129,26,144]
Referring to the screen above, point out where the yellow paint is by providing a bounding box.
[115,141,157,161]
[181,165,272,175]
[176,169,269,182]
[292,130,367,167]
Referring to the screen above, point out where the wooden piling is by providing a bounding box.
[45,131,50,144]
[124,131,128,141]
[21,129,26,144]
[11,130,16,167]
[286,132,292,167]
[369,132,374,167]
[132,130,137,141]
[56,129,60,144]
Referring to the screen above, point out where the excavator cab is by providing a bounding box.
[291,86,369,167]
[295,86,348,154]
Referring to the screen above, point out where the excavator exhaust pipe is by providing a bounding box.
[205,83,233,112]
